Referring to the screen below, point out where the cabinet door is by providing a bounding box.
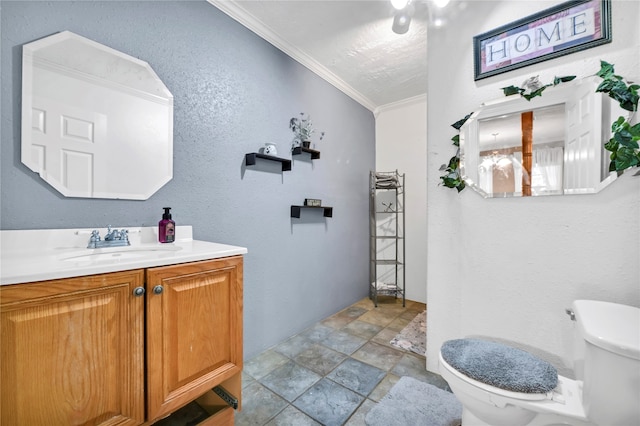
[146,256,243,422]
[0,270,145,426]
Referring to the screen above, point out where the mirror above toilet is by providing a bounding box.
[21,31,174,200]
[459,76,627,198]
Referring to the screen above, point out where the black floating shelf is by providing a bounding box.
[245,153,291,171]
[291,205,333,218]
[292,146,321,160]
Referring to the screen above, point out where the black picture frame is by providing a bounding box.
[473,0,612,80]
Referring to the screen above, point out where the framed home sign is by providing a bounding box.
[473,0,612,80]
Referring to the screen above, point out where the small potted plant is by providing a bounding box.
[289,113,325,149]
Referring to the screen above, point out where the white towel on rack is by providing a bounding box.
[375,173,399,188]
[372,281,397,290]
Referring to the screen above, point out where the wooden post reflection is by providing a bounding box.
[521,111,533,196]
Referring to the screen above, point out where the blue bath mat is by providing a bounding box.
[441,338,558,393]
[365,376,462,426]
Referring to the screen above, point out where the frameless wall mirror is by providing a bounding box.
[21,31,173,200]
[460,76,625,198]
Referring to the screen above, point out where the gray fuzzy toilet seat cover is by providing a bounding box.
[441,338,558,393]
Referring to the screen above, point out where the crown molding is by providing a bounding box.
[207,0,377,111]
[374,93,427,117]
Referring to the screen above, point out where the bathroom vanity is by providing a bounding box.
[0,227,247,425]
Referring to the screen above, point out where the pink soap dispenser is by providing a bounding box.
[159,207,175,243]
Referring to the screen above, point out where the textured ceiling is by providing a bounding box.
[208,0,430,111]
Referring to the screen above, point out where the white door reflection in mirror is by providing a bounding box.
[460,77,623,198]
[21,31,173,200]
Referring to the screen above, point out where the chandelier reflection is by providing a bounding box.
[478,133,564,197]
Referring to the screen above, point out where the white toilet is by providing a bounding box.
[438,300,640,426]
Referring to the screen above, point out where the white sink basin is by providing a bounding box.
[60,245,183,262]
[1,226,248,285]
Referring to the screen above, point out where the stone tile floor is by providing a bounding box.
[235,296,451,426]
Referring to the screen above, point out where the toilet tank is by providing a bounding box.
[572,300,640,426]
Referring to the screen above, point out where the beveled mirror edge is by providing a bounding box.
[21,31,174,200]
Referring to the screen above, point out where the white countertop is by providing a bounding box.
[0,226,247,286]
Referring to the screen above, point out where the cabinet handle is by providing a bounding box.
[153,285,164,295]
[133,286,145,297]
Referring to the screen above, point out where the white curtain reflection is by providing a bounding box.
[531,147,563,195]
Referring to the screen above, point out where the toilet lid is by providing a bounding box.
[441,338,558,394]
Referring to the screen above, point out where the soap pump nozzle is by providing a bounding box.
[162,207,172,220]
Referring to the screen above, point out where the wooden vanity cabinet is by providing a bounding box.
[0,255,243,426]
[0,270,146,425]
[146,256,243,423]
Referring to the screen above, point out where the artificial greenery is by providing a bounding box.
[439,61,640,193]
[595,61,640,171]
[289,112,325,148]
[439,114,471,192]
[502,75,576,100]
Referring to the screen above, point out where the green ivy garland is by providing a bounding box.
[438,114,470,192]
[596,61,640,171]
[439,61,640,193]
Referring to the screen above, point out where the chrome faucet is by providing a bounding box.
[87,226,130,248]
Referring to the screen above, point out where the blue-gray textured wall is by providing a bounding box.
[0,1,375,359]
